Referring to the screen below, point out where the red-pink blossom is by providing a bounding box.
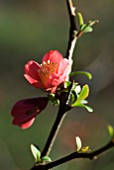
[11,97,48,129]
[24,50,70,93]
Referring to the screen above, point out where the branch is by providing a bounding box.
[30,1,79,169]
[46,139,114,169]
[66,0,78,71]
[41,82,73,157]
[31,139,114,170]
[38,0,78,158]
[41,109,66,157]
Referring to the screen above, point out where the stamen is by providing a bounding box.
[37,61,58,87]
[47,60,51,64]
[43,61,46,65]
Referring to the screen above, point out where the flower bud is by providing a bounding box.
[11,97,48,129]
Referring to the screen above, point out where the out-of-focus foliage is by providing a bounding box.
[0,0,114,170]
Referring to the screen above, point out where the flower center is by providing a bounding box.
[38,60,58,88]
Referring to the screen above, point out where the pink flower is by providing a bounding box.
[24,50,70,93]
[11,97,48,129]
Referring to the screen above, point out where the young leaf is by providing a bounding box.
[41,156,52,162]
[75,136,82,151]
[81,100,88,104]
[78,85,89,101]
[73,84,89,104]
[88,20,99,26]
[80,24,87,31]
[83,105,93,112]
[74,102,93,112]
[78,18,98,35]
[78,12,84,26]
[72,85,89,107]
[81,146,90,152]
[70,71,92,80]
[108,125,114,139]
[83,26,93,33]
[64,81,72,88]
[48,93,60,106]
[30,144,41,162]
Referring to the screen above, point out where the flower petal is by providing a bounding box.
[48,59,70,87]
[13,118,35,129]
[24,74,44,88]
[24,60,41,81]
[42,50,63,64]
[57,58,70,76]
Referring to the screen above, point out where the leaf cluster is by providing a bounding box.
[30,144,51,164]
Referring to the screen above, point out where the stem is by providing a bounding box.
[41,0,78,158]
[66,0,78,71]
[41,110,67,157]
[30,1,78,169]
[45,140,114,169]
[41,82,73,157]
[31,140,114,170]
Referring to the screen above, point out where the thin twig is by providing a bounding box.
[45,140,114,169]
[41,110,67,157]
[31,139,114,170]
[66,0,78,73]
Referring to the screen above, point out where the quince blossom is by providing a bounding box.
[24,50,70,93]
[11,97,48,129]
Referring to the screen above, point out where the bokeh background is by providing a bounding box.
[0,0,114,169]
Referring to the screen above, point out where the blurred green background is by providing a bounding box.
[0,0,114,169]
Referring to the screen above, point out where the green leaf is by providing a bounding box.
[48,93,60,106]
[72,101,93,112]
[52,98,60,106]
[71,84,89,107]
[78,12,84,26]
[75,136,82,151]
[48,93,55,100]
[108,125,114,139]
[30,144,41,162]
[88,20,99,26]
[80,20,99,34]
[81,100,88,104]
[70,71,92,80]
[41,156,52,162]
[77,102,93,112]
[71,85,93,112]
[64,81,72,88]
[80,24,87,30]
[81,146,90,152]
[77,84,89,102]
[83,26,93,33]
[83,105,93,112]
